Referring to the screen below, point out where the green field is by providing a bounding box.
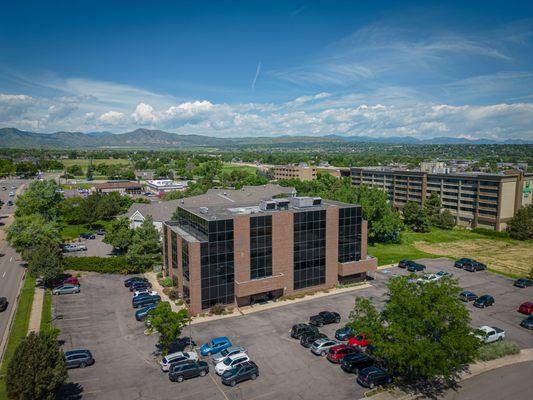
[61,158,130,167]
[222,163,259,174]
[0,275,36,399]
[59,219,113,240]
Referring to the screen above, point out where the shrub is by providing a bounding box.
[477,341,520,362]
[63,256,137,274]
[210,303,226,315]
[160,277,173,287]
[471,227,510,239]
[168,288,180,300]
[175,299,184,306]
[156,272,163,279]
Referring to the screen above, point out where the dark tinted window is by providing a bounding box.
[338,206,362,263]
[250,216,273,279]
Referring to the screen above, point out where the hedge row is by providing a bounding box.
[471,227,510,239]
[63,256,140,274]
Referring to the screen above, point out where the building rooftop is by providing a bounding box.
[126,200,181,222]
[93,181,144,190]
[351,166,533,179]
[176,184,357,221]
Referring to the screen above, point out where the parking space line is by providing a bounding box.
[58,316,90,321]
[209,372,231,400]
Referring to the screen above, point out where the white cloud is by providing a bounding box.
[98,111,125,125]
[132,103,157,124]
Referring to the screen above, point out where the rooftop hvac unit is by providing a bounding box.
[293,196,314,208]
[199,207,209,214]
[259,200,277,211]
[275,199,290,210]
[312,197,322,206]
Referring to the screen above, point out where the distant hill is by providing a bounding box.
[0,127,530,149]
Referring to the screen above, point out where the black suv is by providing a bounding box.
[132,295,161,308]
[221,361,259,387]
[341,352,375,374]
[0,297,8,312]
[309,311,341,327]
[406,262,426,272]
[290,323,318,339]
[474,294,494,308]
[124,276,149,288]
[459,291,478,302]
[130,281,152,292]
[169,361,209,382]
[463,260,487,272]
[514,278,533,288]
[357,366,392,388]
[454,258,473,268]
[300,331,327,348]
[398,259,410,268]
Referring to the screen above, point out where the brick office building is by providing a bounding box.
[162,184,377,315]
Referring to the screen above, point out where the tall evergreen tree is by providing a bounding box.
[126,216,162,271]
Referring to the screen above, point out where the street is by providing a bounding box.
[0,178,28,356]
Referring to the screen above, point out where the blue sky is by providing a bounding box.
[0,0,532,139]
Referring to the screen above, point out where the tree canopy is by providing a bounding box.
[15,179,63,220]
[7,214,61,258]
[146,302,190,355]
[26,239,64,285]
[103,217,134,253]
[126,216,162,271]
[507,204,533,240]
[402,201,430,233]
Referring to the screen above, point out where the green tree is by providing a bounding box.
[126,216,162,271]
[6,330,67,400]
[507,204,533,240]
[146,302,190,355]
[403,201,430,232]
[15,179,63,220]
[103,217,134,253]
[0,159,16,177]
[424,192,442,218]
[348,275,479,386]
[15,161,39,177]
[59,196,85,224]
[431,209,456,230]
[26,240,64,285]
[6,214,61,258]
[66,164,83,176]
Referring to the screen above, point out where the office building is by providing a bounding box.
[146,179,188,196]
[162,184,376,315]
[273,164,317,181]
[350,167,533,231]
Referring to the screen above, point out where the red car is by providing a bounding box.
[326,344,358,363]
[518,302,533,315]
[348,333,370,348]
[63,277,80,286]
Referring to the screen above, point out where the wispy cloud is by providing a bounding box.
[251,62,261,90]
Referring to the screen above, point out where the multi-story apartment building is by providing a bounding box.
[350,168,533,231]
[162,184,376,315]
[273,164,317,181]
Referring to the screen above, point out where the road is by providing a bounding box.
[441,361,533,400]
[0,179,27,355]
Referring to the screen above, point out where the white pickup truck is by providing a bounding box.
[476,325,505,343]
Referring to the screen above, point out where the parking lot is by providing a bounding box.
[54,259,532,400]
[65,236,114,258]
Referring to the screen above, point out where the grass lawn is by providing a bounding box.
[0,274,36,399]
[61,158,130,167]
[40,290,53,333]
[222,163,258,175]
[368,227,532,278]
[59,219,113,240]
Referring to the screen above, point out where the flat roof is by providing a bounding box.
[350,167,532,180]
[93,181,143,189]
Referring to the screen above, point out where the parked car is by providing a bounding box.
[300,331,328,348]
[64,349,95,369]
[52,284,80,295]
[124,276,149,288]
[475,326,505,343]
[459,290,478,302]
[406,262,426,272]
[168,361,209,382]
[417,274,439,284]
[200,337,232,356]
[290,323,318,339]
[473,295,495,308]
[130,281,152,292]
[160,351,198,372]
[8,191,14,197]
[310,338,339,356]
[221,361,259,387]
[212,346,247,365]
[435,271,452,279]
[513,278,532,288]
[62,243,87,252]
[463,260,487,272]
[309,311,341,327]
[357,366,392,388]
[397,259,410,268]
[135,304,157,321]
[0,297,8,312]
[518,301,533,315]
[520,315,533,330]
[215,353,250,375]
[326,344,358,363]
[340,352,375,374]
[6,200,13,206]
[335,326,355,341]
[454,258,473,268]
[80,232,95,240]
[348,333,370,348]
[132,294,160,308]
[63,277,80,286]
[133,289,157,298]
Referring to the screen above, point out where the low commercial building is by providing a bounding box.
[93,181,144,194]
[350,167,533,231]
[125,200,180,231]
[146,179,188,196]
[162,184,376,315]
[273,164,317,181]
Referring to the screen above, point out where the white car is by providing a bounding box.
[475,326,505,344]
[211,346,247,365]
[8,191,15,197]
[159,351,198,372]
[133,290,157,298]
[417,274,439,284]
[214,353,250,375]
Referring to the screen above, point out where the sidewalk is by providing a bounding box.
[364,348,533,400]
[143,271,185,313]
[27,286,44,333]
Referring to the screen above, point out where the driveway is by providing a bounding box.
[65,236,114,258]
[53,259,532,400]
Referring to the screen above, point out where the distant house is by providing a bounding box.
[93,181,144,194]
[125,200,180,232]
[146,179,188,196]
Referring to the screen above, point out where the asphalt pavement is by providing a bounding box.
[0,179,28,355]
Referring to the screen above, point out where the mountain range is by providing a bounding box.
[0,127,530,149]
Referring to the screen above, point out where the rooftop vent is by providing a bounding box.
[293,196,322,208]
[259,200,277,211]
[275,198,290,210]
